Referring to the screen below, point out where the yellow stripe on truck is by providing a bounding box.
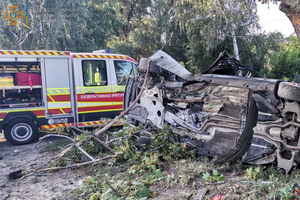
[47,95,56,102]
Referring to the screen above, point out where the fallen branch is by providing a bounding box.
[77,145,95,161]
[106,136,127,144]
[33,134,75,149]
[69,125,91,135]
[92,135,115,153]
[40,154,116,171]
[69,124,115,153]
[34,134,95,161]
[52,144,74,160]
[21,154,118,179]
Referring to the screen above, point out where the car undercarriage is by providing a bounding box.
[124,50,300,173]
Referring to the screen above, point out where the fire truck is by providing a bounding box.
[0,50,137,145]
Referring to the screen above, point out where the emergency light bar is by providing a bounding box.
[93,49,113,53]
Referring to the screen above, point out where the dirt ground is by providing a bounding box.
[0,133,82,200]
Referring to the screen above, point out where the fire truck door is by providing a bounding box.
[43,58,74,117]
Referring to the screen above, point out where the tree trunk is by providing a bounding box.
[280,1,300,42]
[230,0,240,60]
[231,27,240,61]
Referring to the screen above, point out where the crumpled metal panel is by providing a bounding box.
[149,50,192,79]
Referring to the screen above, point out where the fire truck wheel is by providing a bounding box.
[4,118,38,145]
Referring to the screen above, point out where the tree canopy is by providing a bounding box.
[0,0,296,80]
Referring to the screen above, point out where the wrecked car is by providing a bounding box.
[124,50,300,173]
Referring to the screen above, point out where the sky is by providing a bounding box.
[257,2,295,37]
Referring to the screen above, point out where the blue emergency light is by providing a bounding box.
[93,49,113,53]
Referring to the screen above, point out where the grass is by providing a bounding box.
[70,158,300,200]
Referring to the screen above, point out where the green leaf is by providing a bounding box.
[218,175,226,181]
[154,169,163,178]
[202,172,211,181]
[212,170,219,178]
[136,185,150,198]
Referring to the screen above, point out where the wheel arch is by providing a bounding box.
[2,112,39,130]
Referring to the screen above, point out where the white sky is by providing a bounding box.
[257,1,295,37]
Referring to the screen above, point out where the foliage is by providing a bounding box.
[76,133,108,156]
[246,167,261,181]
[0,0,288,78]
[266,36,300,81]
[71,125,195,199]
[83,176,151,200]
[267,174,300,200]
[63,127,300,199]
[202,170,226,182]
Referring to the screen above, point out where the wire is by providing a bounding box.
[260,18,289,25]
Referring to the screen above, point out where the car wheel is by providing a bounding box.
[4,118,38,145]
[278,82,300,102]
[214,97,258,163]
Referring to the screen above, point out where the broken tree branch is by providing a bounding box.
[33,134,75,149]
[92,136,115,153]
[21,154,118,179]
[33,134,95,161]
[68,124,115,153]
[40,154,117,172]
[53,144,74,160]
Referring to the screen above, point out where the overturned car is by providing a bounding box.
[124,51,300,173]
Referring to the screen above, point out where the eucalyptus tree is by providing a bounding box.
[175,0,259,62]
[0,0,96,51]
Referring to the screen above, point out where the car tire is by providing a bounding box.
[278,82,300,102]
[4,118,38,145]
[215,97,258,164]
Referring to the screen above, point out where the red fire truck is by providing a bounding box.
[0,50,137,145]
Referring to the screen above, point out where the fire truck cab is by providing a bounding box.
[0,50,137,145]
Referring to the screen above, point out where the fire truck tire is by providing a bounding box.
[4,118,38,145]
